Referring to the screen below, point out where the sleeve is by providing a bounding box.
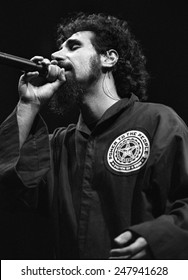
[129,108,188,259]
[0,108,51,210]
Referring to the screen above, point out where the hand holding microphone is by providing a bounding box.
[0,52,67,146]
[0,51,64,82]
[0,52,66,107]
[18,56,66,107]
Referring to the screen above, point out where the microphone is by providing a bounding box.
[0,51,60,81]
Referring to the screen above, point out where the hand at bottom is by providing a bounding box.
[109,231,152,259]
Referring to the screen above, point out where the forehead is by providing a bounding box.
[62,31,95,47]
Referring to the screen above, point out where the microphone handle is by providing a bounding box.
[0,51,47,76]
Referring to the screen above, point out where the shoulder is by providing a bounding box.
[137,101,186,126]
[131,101,188,139]
[136,101,176,116]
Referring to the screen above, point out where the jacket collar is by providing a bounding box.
[76,93,139,134]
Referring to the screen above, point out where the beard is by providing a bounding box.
[48,76,84,116]
[49,54,101,116]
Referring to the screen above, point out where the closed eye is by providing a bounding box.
[70,44,80,51]
[67,39,82,51]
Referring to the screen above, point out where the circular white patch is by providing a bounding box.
[107,130,150,173]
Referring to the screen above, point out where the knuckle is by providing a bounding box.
[42,58,51,65]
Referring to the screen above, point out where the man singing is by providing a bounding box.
[0,13,188,259]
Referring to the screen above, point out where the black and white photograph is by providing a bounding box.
[0,0,188,269]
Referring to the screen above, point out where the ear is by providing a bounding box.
[101,49,119,69]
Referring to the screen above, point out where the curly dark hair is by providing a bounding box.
[56,12,149,100]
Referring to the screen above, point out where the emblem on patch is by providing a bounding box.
[107,130,150,173]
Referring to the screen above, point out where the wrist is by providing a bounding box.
[17,100,41,121]
[18,98,41,111]
[17,100,41,148]
[19,94,41,106]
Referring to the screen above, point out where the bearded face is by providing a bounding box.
[49,53,101,115]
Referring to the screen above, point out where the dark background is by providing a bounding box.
[0,0,187,259]
[0,0,187,130]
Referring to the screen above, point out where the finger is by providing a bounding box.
[110,248,147,260]
[42,75,66,94]
[45,65,65,82]
[114,231,132,246]
[58,68,66,81]
[110,237,147,257]
[22,71,39,82]
[41,58,51,66]
[50,59,58,65]
[30,56,44,63]
[130,249,147,260]
[109,255,131,260]
[110,247,131,257]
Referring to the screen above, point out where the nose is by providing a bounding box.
[51,49,65,61]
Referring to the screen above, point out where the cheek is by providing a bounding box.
[73,51,100,79]
[74,59,91,78]
[80,60,90,73]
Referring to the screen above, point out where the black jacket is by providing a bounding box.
[0,94,188,259]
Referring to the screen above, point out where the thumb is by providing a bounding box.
[47,68,66,92]
[114,231,133,247]
[46,65,66,82]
